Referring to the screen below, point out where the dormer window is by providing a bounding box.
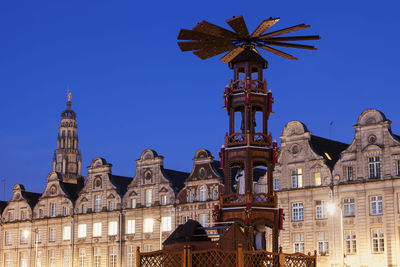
[95,195,102,212]
[212,188,218,200]
[145,189,152,207]
[199,186,207,201]
[188,191,194,203]
[291,168,303,188]
[368,157,381,179]
[161,195,167,206]
[108,201,115,211]
[50,203,56,217]
[7,211,13,222]
[20,211,26,221]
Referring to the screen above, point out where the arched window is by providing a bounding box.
[199,186,207,202]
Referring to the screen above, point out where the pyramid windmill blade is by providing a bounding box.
[178,41,233,52]
[220,47,245,63]
[193,21,237,39]
[259,45,298,60]
[265,41,317,50]
[260,24,310,39]
[250,17,280,37]
[226,15,249,38]
[178,29,225,41]
[266,35,321,41]
[193,45,236,60]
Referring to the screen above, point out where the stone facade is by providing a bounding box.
[1,101,400,267]
[276,109,400,267]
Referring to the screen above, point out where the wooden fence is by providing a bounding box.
[136,245,317,267]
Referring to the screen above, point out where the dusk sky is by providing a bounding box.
[1,0,400,200]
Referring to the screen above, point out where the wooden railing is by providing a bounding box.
[225,132,272,148]
[230,79,267,94]
[137,245,317,267]
[220,193,276,208]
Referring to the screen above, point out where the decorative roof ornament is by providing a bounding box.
[177,15,320,63]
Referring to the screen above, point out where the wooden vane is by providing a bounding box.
[177,15,320,62]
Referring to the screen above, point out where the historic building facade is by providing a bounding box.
[1,99,400,267]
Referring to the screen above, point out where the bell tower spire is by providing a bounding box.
[52,90,83,185]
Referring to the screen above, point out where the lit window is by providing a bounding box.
[291,168,303,188]
[145,189,152,207]
[8,211,13,222]
[161,216,172,232]
[50,203,57,217]
[49,228,56,242]
[49,250,55,267]
[82,205,87,214]
[108,202,115,211]
[20,230,29,244]
[213,188,219,200]
[317,232,329,256]
[109,247,117,267]
[63,226,71,240]
[5,254,12,267]
[93,222,102,237]
[108,221,118,236]
[273,179,279,191]
[370,196,383,215]
[127,220,135,234]
[372,229,384,252]
[161,195,167,205]
[368,156,381,179]
[346,166,354,181]
[95,195,102,212]
[78,224,87,238]
[63,250,69,267]
[144,244,152,252]
[293,233,304,253]
[21,211,26,220]
[143,218,154,233]
[315,200,327,219]
[343,198,355,217]
[127,246,135,267]
[37,251,42,267]
[200,186,207,201]
[189,191,194,203]
[78,249,86,267]
[20,252,28,267]
[131,199,136,208]
[292,202,304,221]
[93,248,101,267]
[36,230,42,243]
[5,231,12,245]
[314,172,321,186]
[344,230,356,254]
[199,214,208,227]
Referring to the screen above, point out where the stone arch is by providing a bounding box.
[356,109,387,126]
[140,149,158,160]
[282,121,309,137]
[90,157,108,167]
[194,149,212,160]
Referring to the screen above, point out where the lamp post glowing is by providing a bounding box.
[328,202,345,267]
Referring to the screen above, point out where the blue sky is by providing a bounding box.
[1,0,400,199]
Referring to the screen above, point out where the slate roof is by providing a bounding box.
[21,191,41,209]
[310,135,349,169]
[211,160,224,177]
[161,168,190,194]
[110,175,133,196]
[60,182,81,202]
[0,201,7,213]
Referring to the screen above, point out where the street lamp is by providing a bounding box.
[327,202,344,267]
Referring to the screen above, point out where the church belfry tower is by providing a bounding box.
[53,92,83,185]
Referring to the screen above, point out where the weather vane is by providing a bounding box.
[67,86,72,102]
[177,15,320,62]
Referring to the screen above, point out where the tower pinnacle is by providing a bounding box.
[52,93,83,186]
